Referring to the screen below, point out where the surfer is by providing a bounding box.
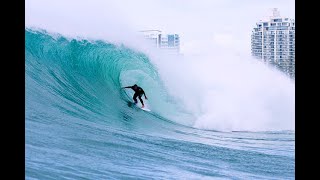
[122,84,148,108]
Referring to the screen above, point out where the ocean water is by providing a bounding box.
[26,29,294,180]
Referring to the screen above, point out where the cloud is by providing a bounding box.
[213,33,234,47]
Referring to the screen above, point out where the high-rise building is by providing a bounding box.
[140,30,180,54]
[159,34,180,53]
[251,8,295,78]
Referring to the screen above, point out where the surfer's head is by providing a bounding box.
[133,84,138,89]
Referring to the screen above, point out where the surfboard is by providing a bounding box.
[126,101,151,111]
[141,107,151,112]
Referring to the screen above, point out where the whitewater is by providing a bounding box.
[26,1,294,179]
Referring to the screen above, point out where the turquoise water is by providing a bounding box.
[26,29,294,179]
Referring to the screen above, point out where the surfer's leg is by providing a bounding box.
[138,95,144,107]
[133,93,138,104]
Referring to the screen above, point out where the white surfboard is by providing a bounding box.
[126,100,151,111]
[141,107,151,112]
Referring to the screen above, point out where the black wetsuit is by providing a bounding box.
[124,85,146,105]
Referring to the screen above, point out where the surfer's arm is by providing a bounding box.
[122,86,132,89]
[143,92,148,99]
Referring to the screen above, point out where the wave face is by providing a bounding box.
[26,29,294,179]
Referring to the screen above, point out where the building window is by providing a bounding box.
[168,35,175,47]
[274,19,282,22]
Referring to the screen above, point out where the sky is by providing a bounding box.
[26,0,295,56]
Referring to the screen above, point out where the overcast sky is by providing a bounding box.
[26,0,295,56]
